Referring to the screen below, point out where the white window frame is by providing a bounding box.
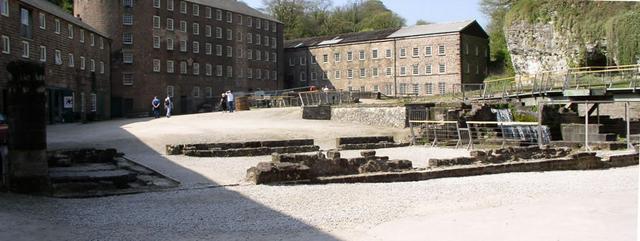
[438,45,446,55]
[425,46,432,56]
[21,41,29,58]
[193,23,199,35]
[153,0,161,8]
[439,63,446,74]
[193,41,199,53]
[192,3,199,16]
[153,16,161,29]
[167,38,174,50]
[167,18,174,31]
[39,45,46,62]
[68,53,74,67]
[167,60,175,73]
[372,49,378,59]
[1,0,8,17]
[80,56,86,70]
[153,35,160,49]
[122,73,133,86]
[180,1,187,14]
[54,50,62,65]
[39,13,46,29]
[167,0,174,11]
[54,19,60,34]
[193,63,200,75]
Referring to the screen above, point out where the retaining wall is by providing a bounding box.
[331,106,406,128]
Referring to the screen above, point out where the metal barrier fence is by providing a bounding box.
[298,90,376,106]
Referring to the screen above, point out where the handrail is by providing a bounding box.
[466,121,539,126]
[409,120,458,124]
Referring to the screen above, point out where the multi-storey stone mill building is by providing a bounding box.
[74,0,284,116]
[0,0,111,122]
[284,20,489,96]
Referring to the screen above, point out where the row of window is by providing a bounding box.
[1,35,105,73]
[164,85,214,99]
[147,0,278,33]
[290,44,487,66]
[147,16,278,49]
[148,59,277,80]
[297,63,451,82]
[123,42,278,63]
[343,83,448,96]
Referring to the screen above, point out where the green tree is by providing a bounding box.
[415,19,431,25]
[480,0,514,76]
[48,0,73,13]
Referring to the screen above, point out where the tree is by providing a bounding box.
[479,0,515,76]
[415,19,431,25]
[48,0,73,13]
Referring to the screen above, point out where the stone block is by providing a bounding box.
[358,160,390,173]
[326,150,341,159]
[261,140,288,147]
[243,141,262,148]
[361,150,376,158]
[246,162,312,184]
[386,159,413,170]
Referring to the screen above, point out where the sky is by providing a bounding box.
[240,0,489,28]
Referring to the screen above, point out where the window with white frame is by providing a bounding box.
[79,56,85,69]
[373,85,379,93]
[205,25,211,37]
[39,45,46,62]
[256,18,261,29]
[205,64,212,76]
[247,16,252,26]
[412,64,419,75]
[385,49,392,58]
[192,3,199,16]
[90,33,95,46]
[347,69,353,79]
[334,70,341,79]
[99,38,104,49]
[153,0,160,8]
[167,18,174,30]
[205,7,211,18]
[273,71,277,80]
[386,67,392,76]
[438,82,446,94]
[334,52,340,62]
[272,52,277,63]
[255,69,261,80]
[399,83,407,95]
[122,73,133,85]
[179,20,186,32]
[68,53,74,67]
[264,36,269,47]
[272,22,277,32]
[237,68,243,78]
[238,15,243,25]
[359,68,366,78]
[180,1,187,13]
[426,64,432,74]
[122,52,133,63]
[438,45,445,55]
[215,44,222,56]
[123,32,133,44]
[425,46,432,56]
[300,55,306,65]
[236,31,242,42]
[425,83,433,95]
[236,48,243,58]
[193,23,199,35]
[372,67,378,77]
[264,20,269,31]
[215,27,222,38]
[310,72,316,81]
[193,63,199,75]
[412,47,419,57]
[206,87,212,98]
[255,50,260,60]
[288,57,293,66]
[465,63,470,73]
[90,59,95,72]
[322,54,328,63]
[167,85,175,97]
[180,61,187,74]
[153,36,160,48]
[193,41,199,53]
[205,43,212,55]
[80,30,84,42]
[216,9,222,20]
[153,16,160,29]
[1,0,8,17]
[299,72,306,81]
[226,66,233,77]
[412,84,419,94]
[167,0,174,11]
[247,68,252,78]
[347,51,352,61]
[226,12,232,23]
[99,61,104,74]
[54,50,62,65]
[180,40,187,52]
[476,64,480,74]
[359,50,365,60]
[193,87,200,97]
[271,37,276,48]
[39,13,45,29]
[372,49,378,59]
[400,66,406,76]
[167,38,174,50]
[21,41,29,58]
[54,19,60,34]
[167,60,174,73]
[226,46,232,57]
[439,63,446,73]
[226,29,232,40]
[256,34,261,45]
[399,48,406,58]
[216,65,223,76]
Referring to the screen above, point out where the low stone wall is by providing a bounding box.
[166,139,320,157]
[246,150,413,184]
[331,106,406,128]
[315,152,638,184]
[428,146,572,167]
[336,136,409,150]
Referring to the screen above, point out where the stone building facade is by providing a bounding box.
[0,0,111,122]
[74,0,284,116]
[284,20,488,96]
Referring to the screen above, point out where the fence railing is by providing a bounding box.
[298,90,376,106]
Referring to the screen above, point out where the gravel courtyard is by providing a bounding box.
[1,108,637,240]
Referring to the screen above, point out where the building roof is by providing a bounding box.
[387,20,477,38]
[285,20,487,49]
[21,0,108,37]
[284,28,400,49]
[189,0,280,23]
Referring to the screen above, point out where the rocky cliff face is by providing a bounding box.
[505,21,584,77]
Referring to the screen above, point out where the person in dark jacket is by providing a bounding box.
[220,93,227,112]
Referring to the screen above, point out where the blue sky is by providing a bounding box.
[241,0,488,27]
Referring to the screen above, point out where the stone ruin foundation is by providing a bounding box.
[166,139,321,157]
[246,150,413,184]
[336,136,409,150]
[48,148,178,197]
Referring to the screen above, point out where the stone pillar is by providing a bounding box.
[6,61,49,193]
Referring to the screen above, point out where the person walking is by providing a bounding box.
[151,96,161,118]
[226,90,235,113]
[220,93,227,112]
[164,96,173,118]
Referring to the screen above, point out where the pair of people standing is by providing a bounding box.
[223,90,235,112]
[151,96,173,118]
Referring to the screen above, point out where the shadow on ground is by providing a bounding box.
[0,116,342,241]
